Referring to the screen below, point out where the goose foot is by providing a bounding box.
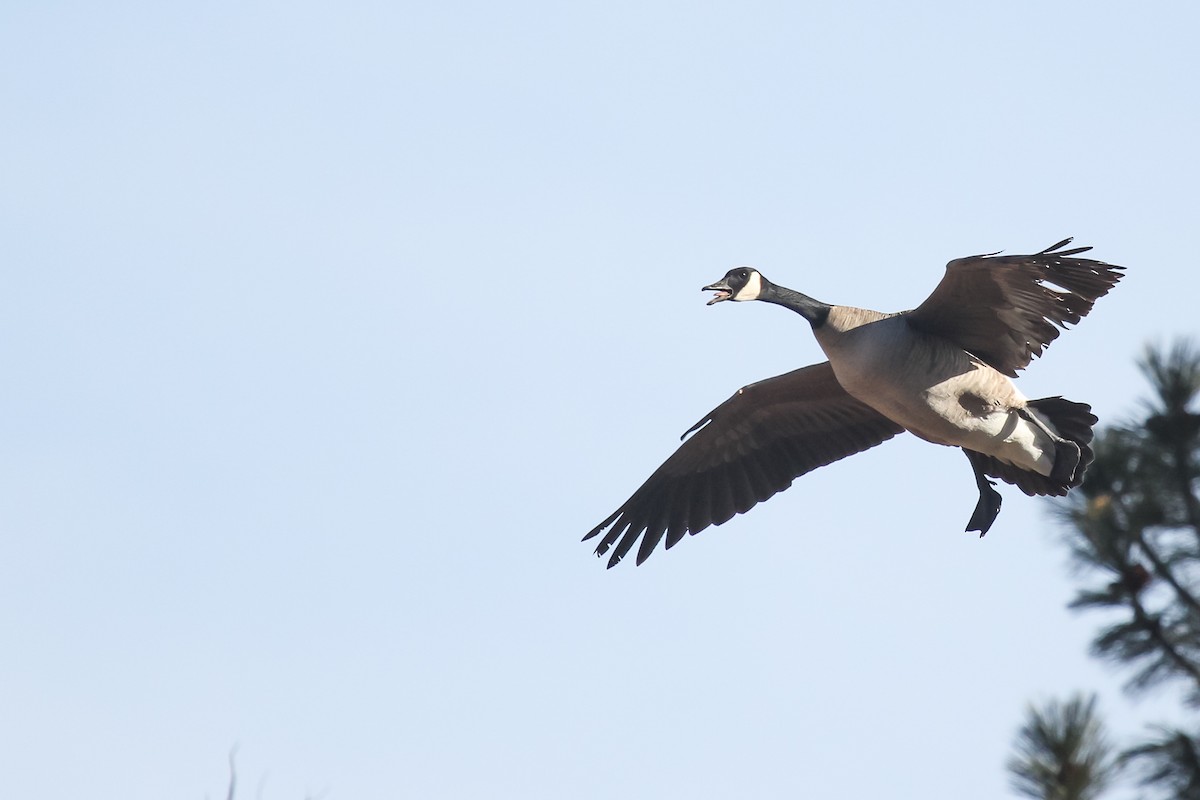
[963,449,1002,536]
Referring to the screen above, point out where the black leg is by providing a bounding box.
[963,449,1003,537]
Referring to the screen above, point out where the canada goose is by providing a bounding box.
[584,239,1124,568]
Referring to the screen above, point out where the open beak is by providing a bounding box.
[703,279,733,306]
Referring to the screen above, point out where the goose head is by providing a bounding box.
[703,267,765,305]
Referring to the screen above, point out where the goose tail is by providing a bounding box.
[968,398,1098,497]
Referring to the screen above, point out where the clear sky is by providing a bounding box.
[3,2,1198,798]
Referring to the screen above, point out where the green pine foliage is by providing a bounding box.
[1011,341,1200,800]
[1008,694,1116,800]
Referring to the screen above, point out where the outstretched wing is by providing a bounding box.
[904,238,1124,377]
[583,362,905,568]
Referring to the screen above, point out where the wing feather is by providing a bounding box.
[583,361,905,567]
[904,238,1124,376]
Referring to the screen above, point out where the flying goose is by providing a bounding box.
[584,238,1124,568]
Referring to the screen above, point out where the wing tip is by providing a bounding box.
[582,509,621,543]
[1040,236,1077,255]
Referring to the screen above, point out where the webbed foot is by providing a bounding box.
[966,477,1003,536]
[964,449,1003,536]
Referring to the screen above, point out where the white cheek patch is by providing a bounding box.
[733,271,762,301]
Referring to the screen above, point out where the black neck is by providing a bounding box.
[760,282,831,327]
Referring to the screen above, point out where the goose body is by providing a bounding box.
[814,310,1051,474]
[584,239,1125,568]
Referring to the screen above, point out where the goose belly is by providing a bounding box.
[817,317,1056,475]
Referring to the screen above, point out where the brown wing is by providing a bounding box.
[583,362,905,568]
[904,238,1124,377]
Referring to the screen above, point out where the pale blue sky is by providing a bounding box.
[3,2,1198,798]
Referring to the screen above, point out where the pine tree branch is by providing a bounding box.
[1132,525,1200,620]
[1092,492,1200,697]
[1170,432,1200,554]
[1126,583,1200,696]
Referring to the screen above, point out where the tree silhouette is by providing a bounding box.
[1064,342,1200,701]
[1122,728,1200,799]
[1009,341,1200,799]
[1007,694,1116,800]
